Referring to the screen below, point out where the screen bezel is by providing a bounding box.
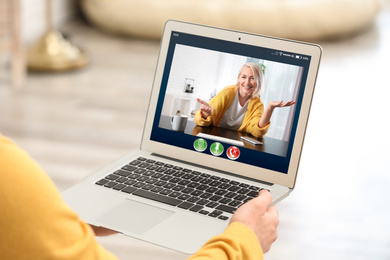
[141,20,322,189]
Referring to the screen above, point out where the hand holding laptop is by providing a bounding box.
[230,190,279,253]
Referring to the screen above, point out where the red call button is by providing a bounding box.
[227,146,240,160]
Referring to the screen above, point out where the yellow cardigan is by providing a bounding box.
[0,133,263,260]
[195,85,270,138]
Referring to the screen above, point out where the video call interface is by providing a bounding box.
[151,31,312,174]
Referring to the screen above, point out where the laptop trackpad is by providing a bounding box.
[94,199,175,235]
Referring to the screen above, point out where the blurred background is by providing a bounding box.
[1,0,389,259]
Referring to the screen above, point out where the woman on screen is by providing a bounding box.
[195,62,295,138]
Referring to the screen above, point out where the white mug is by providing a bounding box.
[171,115,188,132]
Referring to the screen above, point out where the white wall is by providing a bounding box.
[21,0,78,45]
[161,44,247,118]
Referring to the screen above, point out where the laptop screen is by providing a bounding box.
[149,30,313,175]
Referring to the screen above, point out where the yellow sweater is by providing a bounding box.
[195,85,270,138]
[0,133,263,260]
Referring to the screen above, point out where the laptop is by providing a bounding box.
[62,20,322,254]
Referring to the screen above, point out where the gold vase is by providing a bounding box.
[27,0,88,71]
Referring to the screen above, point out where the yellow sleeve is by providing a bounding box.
[187,222,263,260]
[0,134,118,260]
[239,97,270,138]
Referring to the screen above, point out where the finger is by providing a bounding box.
[253,189,273,210]
[196,98,208,105]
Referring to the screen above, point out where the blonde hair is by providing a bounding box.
[236,62,264,97]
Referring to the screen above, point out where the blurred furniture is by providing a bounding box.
[80,0,384,41]
[0,0,25,86]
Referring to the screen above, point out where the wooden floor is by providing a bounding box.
[1,3,390,259]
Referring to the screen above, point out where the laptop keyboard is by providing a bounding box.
[95,157,267,221]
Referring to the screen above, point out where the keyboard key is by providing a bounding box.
[121,186,137,194]
[133,182,146,188]
[146,165,158,171]
[196,199,209,205]
[219,198,232,205]
[106,174,119,180]
[163,183,175,189]
[209,195,222,201]
[160,189,172,196]
[206,202,219,208]
[116,177,128,183]
[172,185,185,191]
[205,187,219,195]
[218,215,229,221]
[142,184,154,190]
[129,160,142,166]
[229,180,239,185]
[191,190,203,196]
[154,180,167,186]
[196,184,208,190]
[116,169,132,177]
[237,188,250,194]
[234,195,247,201]
[209,210,223,218]
[124,179,137,186]
[215,189,228,196]
[178,202,194,210]
[155,161,165,166]
[150,186,164,193]
[199,210,209,215]
[188,182,200,188]
[189,205,203,212]
[188,197,200,203]
[113,184,127,190]
[216,204,236,214]
[121,165,137,172]
[104,181,117,188]
[146,178,158,184]
[225,192,237,198]
[228,200,241,207]
[182,187,194,194]
[200,192,213,199]
[128,173,141,179]
[96,179,109,185]
[177,194,191,200]
[133,189,181,206]
[134,168,147,174]
[247,190,259,198]
[228,186,240,192]
[169,192,181,198]
[178,179,191,186]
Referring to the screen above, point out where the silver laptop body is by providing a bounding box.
[63,20,322,254]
